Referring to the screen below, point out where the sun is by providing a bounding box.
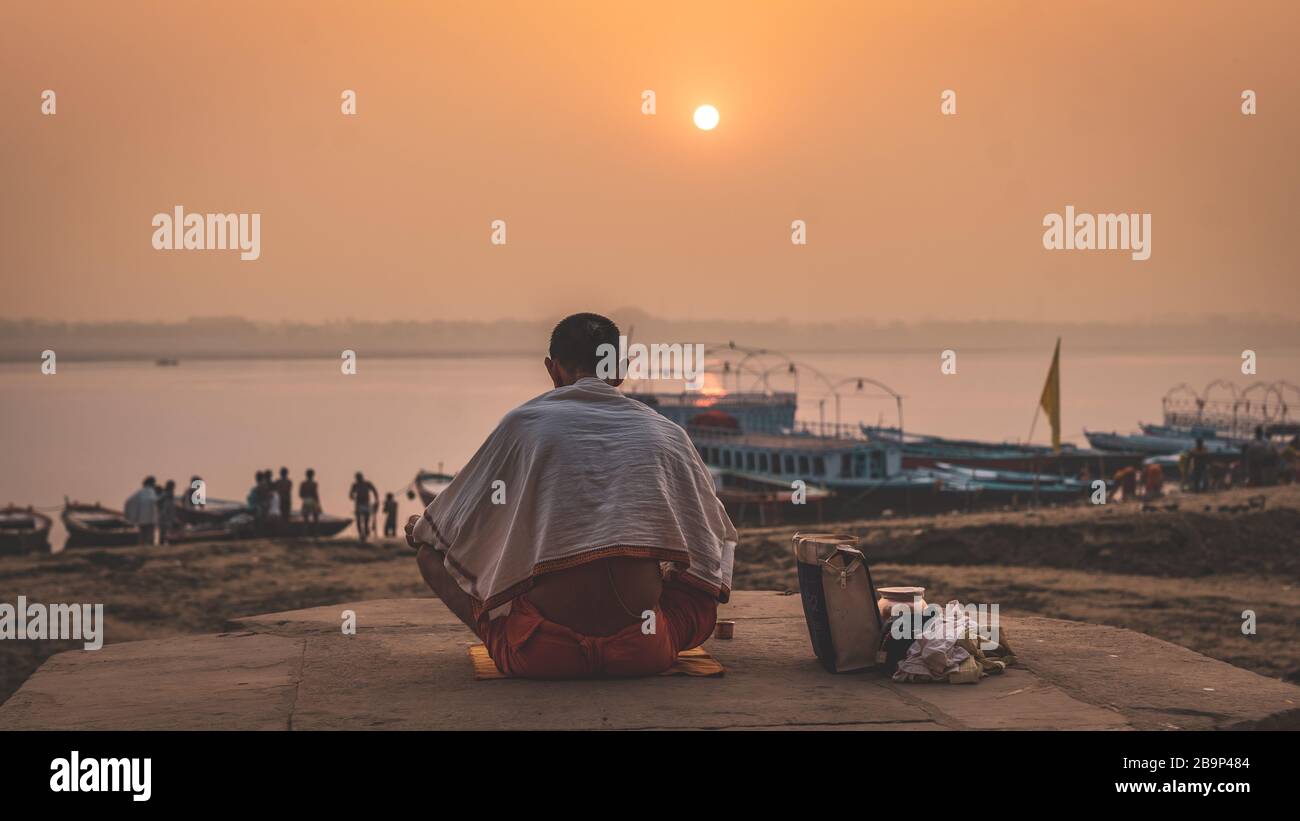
[693,104,719,131]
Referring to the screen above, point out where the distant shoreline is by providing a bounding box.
[4,345,1300,366]
[3,314,1298,364]
[10,345,1300,363]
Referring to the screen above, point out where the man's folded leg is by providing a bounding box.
[657,577,720,653]
[416,545,483,637]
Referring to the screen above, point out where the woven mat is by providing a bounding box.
[467,643,725,680]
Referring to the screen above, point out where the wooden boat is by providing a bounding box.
[62,502,140,548]
[0,505,53,554]
[864,425,1145,474]
[413,469,455,507]
[1084,426,1243,456]
[266,513,353,538]
[168,512,352,541]
[173,497,248,526]
[165,524,239,544]
[924,462,1089,500]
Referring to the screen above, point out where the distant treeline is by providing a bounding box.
[1,312,1297,362]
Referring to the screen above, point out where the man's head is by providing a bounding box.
[545,312,621,388]
[280,467,289,478]
[306,468,315,479]
[143,476,156,488]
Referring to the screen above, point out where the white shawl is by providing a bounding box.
[412,377,737,619]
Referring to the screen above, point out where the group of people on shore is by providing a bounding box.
[1179,428,1299,494]
[122,468,403,543]
[246,468,399,540]
[123,476,181,545]
[247,467,322,535]
[1103,428,1300,502]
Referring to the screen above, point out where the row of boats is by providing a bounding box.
[681,414,1103,524]
[0,499,355,554]
[2,467,462,554]
[628,375,1296,525]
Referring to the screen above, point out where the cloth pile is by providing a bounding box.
[890,600,1017,684]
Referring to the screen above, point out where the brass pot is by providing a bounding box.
[876,586,927,624]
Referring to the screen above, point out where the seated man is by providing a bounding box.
[408,312,736,678]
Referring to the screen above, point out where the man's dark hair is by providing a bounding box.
[548,312,620,374]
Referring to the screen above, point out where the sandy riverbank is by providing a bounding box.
[3,483,1298,704]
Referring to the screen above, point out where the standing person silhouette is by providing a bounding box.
[382,492,399,538]
[350,472,379,540]
[299,468,322,538]
[124,476,159,546]
[273,468,293,520]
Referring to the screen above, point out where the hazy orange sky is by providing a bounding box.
[2,0,1297,323]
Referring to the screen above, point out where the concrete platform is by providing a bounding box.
[2,592,1298,730]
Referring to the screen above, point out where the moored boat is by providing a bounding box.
[413,469,456,507]
[173,496,248,526]
[864,425,1144,474]
[924,462,1089,501]
[0,505,53,554]
[1084,427,1244,456]
[62,502,140,548]
[686,415,977,520]
[165,512,354,542]
[273,513,353,538]
[636,381,1095,523]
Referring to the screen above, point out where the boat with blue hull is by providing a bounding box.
[862,425,1144,475]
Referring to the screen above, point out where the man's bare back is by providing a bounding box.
[410,516,663,638]
[527,557,663,636]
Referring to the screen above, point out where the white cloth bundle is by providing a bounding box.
[892,600,976,681]
[412,377,737,619]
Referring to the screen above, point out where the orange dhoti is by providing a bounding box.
[478,579,718,679]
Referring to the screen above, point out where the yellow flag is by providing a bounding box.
[1039,338,1062,453]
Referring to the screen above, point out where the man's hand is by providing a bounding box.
[404,514,422,549]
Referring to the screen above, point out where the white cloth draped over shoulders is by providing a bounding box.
[412,377,737,618]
